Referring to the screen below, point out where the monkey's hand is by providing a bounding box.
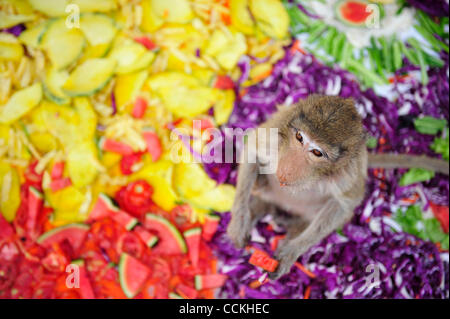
[227,207,252,249]
[270,242,299,280]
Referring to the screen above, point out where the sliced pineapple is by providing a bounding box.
[67,141,99,188]
[79,13,117,46]
[249,0,289,39]
[108,38,155,74]
[141,0,164,32]
[214,89,235,125]
[230,0,255,35]
[27,0,68,17]
[150,0,194,23]
[173,162,217,199]
[114,70,148,108]
[0,161,21,222]
[188,184,236,212]
[0,83,42,124]
[0,41,24,61]
[0,12,35,29]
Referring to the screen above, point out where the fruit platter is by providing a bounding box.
[0,0,448,299]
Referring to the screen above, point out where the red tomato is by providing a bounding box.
[116,232,144,259]
[120,152,143,175]
[0,261,17,290]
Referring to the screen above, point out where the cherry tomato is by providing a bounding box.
[116,232,144,259]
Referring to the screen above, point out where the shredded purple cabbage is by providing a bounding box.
[206,46,449,299]
[406,0,450,18]
[2,24,25,37]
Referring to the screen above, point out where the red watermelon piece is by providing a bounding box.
[212,75,234,89]
[134,226,158,247]
[202,214,220,241]
[176,283,198,299]
[100,137,134,156]
[194,274,228,290]
[142,129,162,162]
[26,186,43,234]
[87,193,119,222]
[37,223,89,252]
[111,210,138,231]
[119,253,150,298]
[183,227,201,268]
[0,214,14,239]
[72,259,95,299]
[144,213,187,255]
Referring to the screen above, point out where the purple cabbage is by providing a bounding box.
[206,45,449,299]
[2,24,25,37]
[406,0,450,18]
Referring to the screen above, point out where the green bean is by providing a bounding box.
[379,37,392,72]
[408,39,429,84]
[400,41,419,65]
[414,25,449,53]
[392,40,403,70]
[339,40,352,67]
[347,59,386,85]
[332,33,346,60]
[306,23,328,44]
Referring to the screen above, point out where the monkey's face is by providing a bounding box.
[275,95,366,187]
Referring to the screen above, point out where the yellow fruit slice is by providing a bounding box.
[205,29,247,70]
[114,70,148,108]
[41,18,85,69]
[0,40,24,61]
[0,83,43,124]
[46,185,86,213]
[18,22,49,48]
[150,0,194,23]
[43,67,71,105]
[29,132,58,153]
[27,0,68,17]
[67,141,99,188]
[0,12,34,29]
[147,72,199,91]
[73,97,97,140]
[80,13,117,46]
[0,161,20,222]
[173,162,216,199]
[188,184,236,212]
[230,0,255,35]
[141,0,164,32]
[62,58,116,97]
[249,0,289,39]
[214,89,235,125]
[72,0,117,12]
[109,39,154,74]
[132,161,178,211]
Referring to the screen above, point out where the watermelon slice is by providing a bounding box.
[132,97,147,119]
[37,223,89,252]
[111,210,138,230]
[183,227,201,268]
[212,75,234,89]
[88,193,119,222]
[134,225,158,247]
[50,177,72,192]
[100,137,134,156]
[169,292,183,299]
[26,186,43,233]
[50,161,65,180]
[72,259,95,299]
[249,249,279,272]
[142,128,162,162]
[202,214,220,241]
[335,0,374,27]
[194,274,228,290]
[118,253,150,298]
[144,213,187,255]
[0,214,14,239]
[176,283,198,299]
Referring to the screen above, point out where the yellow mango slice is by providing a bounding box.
[67,141,99,188]
[114,70,148,108]
[0,83,43,124]
[151,0,194,23]
[205,29,247,70]
[108,38,154,74]
[249,0,289,39]
[141,0,164,32]
[214,89,235,125]
[46,185,85,213]
[0,12,34,29]
[0,161,20,222]
[73,97,97,140]
[132,161,178,211]
[80,13,117,46]
[230,0,255,35]
[27,0,68,17]
[0,41,24,61]
[29,132,58,153]
[173,162,216,199]
[188,184,236,212]
[72,0,117,13]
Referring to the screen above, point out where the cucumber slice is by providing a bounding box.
[27,0,68,17]
[80,13,118,46]
[0,12,34,29]
[43,68,71,105]
[18,22,49,48]
[41,19,85,69]
[0,83,43,124]
[71,0,117,13]
[62,58,116,97]
[109,39,155,74]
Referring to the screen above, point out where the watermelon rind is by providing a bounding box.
[169,292,183,299]
[37,223,89,246]
[194,275,202,290]
[145,213,187,253]
[183,227,201,238]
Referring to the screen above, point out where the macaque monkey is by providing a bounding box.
[227,95,449,279]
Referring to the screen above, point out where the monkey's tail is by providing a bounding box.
[368,153,449,175]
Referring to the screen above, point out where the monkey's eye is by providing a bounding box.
[311,149,323,157]
[295,131,303,144]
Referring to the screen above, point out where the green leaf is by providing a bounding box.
[440,234,449,251]
[414,116,447,135]
[424,218,446,243]
[399,168,435,186]
[366,136,377,149]
[431,127,449,161]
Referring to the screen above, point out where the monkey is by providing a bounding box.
[227,95,449,280]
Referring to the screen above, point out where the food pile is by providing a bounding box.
[0,0,448,299]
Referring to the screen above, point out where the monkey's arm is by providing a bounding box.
[227,160,259,248]
[270,201,353,279]
[368,153,449,175]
